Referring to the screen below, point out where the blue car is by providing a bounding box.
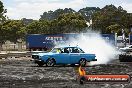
[31,46,97,66]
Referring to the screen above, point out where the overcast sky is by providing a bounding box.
[1,0,132,20]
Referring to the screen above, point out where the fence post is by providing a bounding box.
[0,42,2,53]
[115,33,117,47]
[18,39,22,52]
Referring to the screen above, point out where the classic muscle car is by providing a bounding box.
[31,46,97,66]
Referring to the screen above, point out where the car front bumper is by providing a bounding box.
[30,59,45,63]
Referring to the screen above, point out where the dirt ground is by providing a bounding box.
[0,57,132,88]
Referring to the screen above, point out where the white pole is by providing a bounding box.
[115,33,117,47]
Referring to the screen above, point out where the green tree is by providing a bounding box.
[28,13,87,34]
[78,7,100,21]
[26,21,41,34]
[40,8,75,20]
[92,5,131,35]
[0,1,7,51]
[26,20,51,34]
[106,24,121,34]
[1,20,26,43]
[0,1,7,23]
[51,13,87,33]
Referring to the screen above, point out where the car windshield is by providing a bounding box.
[51,48,61,53]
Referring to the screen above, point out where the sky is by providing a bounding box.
[1,0,132,20]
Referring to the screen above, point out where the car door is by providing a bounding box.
[55,48,70,64]
[69,47,80,64]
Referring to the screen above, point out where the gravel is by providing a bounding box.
[0,58,132,88]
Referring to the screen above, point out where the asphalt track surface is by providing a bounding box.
[0,58,132,88]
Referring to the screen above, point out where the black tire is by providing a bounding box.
[46,59,55,67]
[71,64,75,67]
[79,76,86,85]
[37,62,44,67]
[79,58,86,67]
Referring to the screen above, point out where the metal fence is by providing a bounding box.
[1,41,26,52]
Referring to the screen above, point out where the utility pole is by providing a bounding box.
[122,29,126,47]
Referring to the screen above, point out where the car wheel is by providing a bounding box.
[37,62,44,67]
[71,64,75,67]
[79,76,86,85]
[79,58,86,67]
[46,59,55,67]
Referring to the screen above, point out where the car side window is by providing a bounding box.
[51,48,62,53]
[78,48,85,53]
[71,48,79,53]
[61,48,69,53]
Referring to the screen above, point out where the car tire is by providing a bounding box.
[79,76,86,85]
[37,62,44,67]
[46,59,55,67]
[71,64,75,67]
[79,58,86,67]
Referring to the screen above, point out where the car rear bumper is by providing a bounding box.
[92,59,97,61]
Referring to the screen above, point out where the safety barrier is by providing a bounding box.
[0,52,32,59]
[0,51,47,59]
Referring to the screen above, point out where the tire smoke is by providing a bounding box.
[55,32,118,65]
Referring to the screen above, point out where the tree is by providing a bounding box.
[78,7,100,21]
[92,4,131,34]
[40,8,76,20]
[0,1,7,51]
[26,20,51,34]
[27,13,87,34]
[0,1,7,23]
[1,20,26,43]
[106,24,121,34]
[51,13,87,33]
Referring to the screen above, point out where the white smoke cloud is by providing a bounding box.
[55,32,118,65]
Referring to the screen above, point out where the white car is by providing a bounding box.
[119,45,132,52]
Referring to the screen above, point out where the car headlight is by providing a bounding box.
[32,55,39,59]
[39,56,42,59]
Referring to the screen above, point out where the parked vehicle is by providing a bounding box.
[119,45,132,52]
[31,46,97,67]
